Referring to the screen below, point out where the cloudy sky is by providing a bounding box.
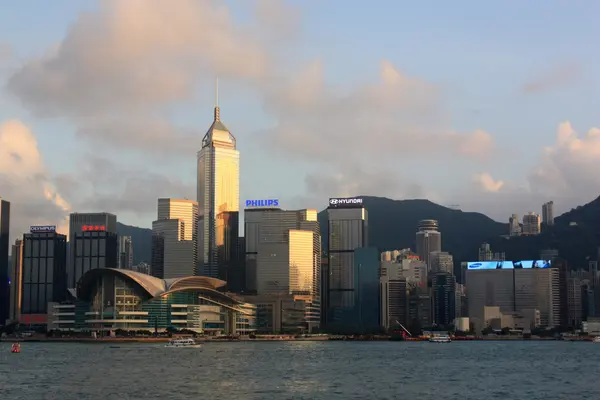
[1,0,600,241]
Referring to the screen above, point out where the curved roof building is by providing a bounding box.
[59,268,255,334]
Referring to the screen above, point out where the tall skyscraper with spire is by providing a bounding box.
[197,87,240,280]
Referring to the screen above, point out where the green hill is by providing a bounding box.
[487,196,600,268]
[318,196,507,266]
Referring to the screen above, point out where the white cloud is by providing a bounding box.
[473,173,504,193]
[0,120,72,239]
[6,0,289,155]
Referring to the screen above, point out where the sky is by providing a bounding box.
[1,0,600,241]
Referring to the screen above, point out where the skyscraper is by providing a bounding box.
[0,198,10,324]
[415,219,441,270]
[9,239,22,322]
[244,207,321,330]
[197,103,240,278]
[151,198,198,279]
[432,272,456,326]
[21,228,67,320]
[118,236,134,270]
[68,212,118,288]
[326,197,368,328]
[542,201,555,226]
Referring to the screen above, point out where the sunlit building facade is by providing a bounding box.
[244,208,321,331]
[197,106,240,279]
[151,198,199,279]
[49,268,256,334]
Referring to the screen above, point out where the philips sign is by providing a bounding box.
[30,225,56,233]
[328,197,364,209]
[245,199,279,208]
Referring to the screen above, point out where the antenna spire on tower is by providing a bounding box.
[214,77,220,121]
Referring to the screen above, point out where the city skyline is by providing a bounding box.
[2,0,600,241]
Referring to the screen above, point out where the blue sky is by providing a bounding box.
[1,0,599,235]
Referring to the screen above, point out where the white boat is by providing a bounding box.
[429,335,452,343]
[165,338,202,348]
[592,336,600,343]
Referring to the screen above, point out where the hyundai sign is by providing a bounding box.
[245,199,279,208]
[30,225,56,233]
[328,197,364,209]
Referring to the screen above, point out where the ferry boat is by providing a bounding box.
[11,343,21,353]
[428,335,452,343]
[165,338,202,348]
[592,336,600,343]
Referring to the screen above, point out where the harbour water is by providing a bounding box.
[1,341,598,399]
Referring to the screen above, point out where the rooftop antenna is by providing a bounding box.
[214,77,220,121]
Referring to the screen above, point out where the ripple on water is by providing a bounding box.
[0,341,598,400]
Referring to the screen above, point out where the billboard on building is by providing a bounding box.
[467,260,552,270]
[328,197,363,209]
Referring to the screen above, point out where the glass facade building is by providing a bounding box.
[49,268,256,334]
[326,203,368,328]
[431,272,456,327]
[21,232,67,315]
[68,212,117,288]
[197,106,240,279]
[244,208,321,331]
[0,198,10,324]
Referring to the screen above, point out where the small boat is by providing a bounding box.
[592,336,600,343]
[165,338,202,348]
[429,335,452,343]
[11,343,21,353]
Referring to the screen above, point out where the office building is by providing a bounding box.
[0,198,9,324]
[522,212,541,235]
[509,214,521,236]
[9,239,23,322]
[68,212,117,288]
[429,251,454,274]
[67,212,119,289]
[380,257,427,286]
[431,272,456,326]
[380,275,410,331]
[415,219,441,270]
[118,236,133,270]
[20,227,67,323]
[542,201,555,226]
[151,199,198,279]
[326,197,368,328]
[467,266,560,332]
[197,104,240,278]
[244,207,321,331]
[514,268,560,327]
[352,247,380,332]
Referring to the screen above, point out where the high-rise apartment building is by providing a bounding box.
[118,236,133,270]
[244,207,321,330]
[151,199,198,279]
[478,243,505,261]
[9,239,23,322]
[522,212,541,235]
[415,219,441,270]
[21,228,67,318]
[509,214,521,236]
[197,105,240,278]
[326,197,368,328]
[542,201,555,226]
[0,198,10,324]
[68,213,118,288]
